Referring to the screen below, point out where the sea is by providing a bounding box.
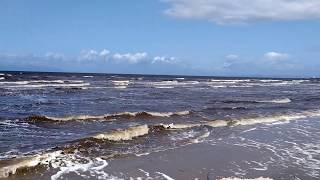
[0,71,319,179]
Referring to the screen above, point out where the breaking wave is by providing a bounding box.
[93,125,149,141]
[0,80,89,89]
[0,151,113,179]
[25,111,191,123]
[2,109,320,178]
[92,109,320,142]
[0,151,62,178]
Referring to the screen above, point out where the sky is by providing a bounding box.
[0,0,320,77]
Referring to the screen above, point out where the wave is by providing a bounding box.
[93,125,149,141]
[0,151,112,179]
[210,79,251,83]
[0,81,29,85]
[257,98,291,104]
[0,151,62,178]
[0,77,4,80]
[150,80,200,87]
[0,80,84,84]
[112,80,130,86]
[220,177,273,180]
[223,98,291,104]
[25,111,191,123]
[259,79,283,82]
[2,83,90,89]
[2,109,320,178]
[88,110,320,142]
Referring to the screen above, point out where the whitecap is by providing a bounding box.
[155,172,174,180]
[93,125,149,141]
[40,111,191,122]
[258,98,291,104]
[220,177,273,180]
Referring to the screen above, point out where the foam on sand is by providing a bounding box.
[51,157,109,180]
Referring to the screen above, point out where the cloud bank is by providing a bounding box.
[0,50,319,77]
[264,51,290,60]
[163,0,320,24]
[0,50,183,75]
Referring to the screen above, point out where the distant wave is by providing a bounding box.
[210,79,251,83]
[0,80,84,84]
[25,111,191,123]
[220,177,273,180]
[223,98,291,104]
[112,80,130,86]
[259,79,282,82]
[0,80,90,89]
[257,98,292,104]
[5,83,90,89]
[150,80,200,87]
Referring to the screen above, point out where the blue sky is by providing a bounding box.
[0,0,320,77]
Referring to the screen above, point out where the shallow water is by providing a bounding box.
[0,71,319,179]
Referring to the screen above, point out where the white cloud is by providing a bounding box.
[78,49,111,61]
[152,56,179,64]
[163,0,320,24]
[112,52,148,63]
[79,50,99,60]
[225,54,239,60]
[99,49,110,57]
[45,52,66,60]
[264,51,290,60]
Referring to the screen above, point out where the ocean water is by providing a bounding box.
[0,71,320,179]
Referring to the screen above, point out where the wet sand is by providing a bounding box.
[104,143,287,180]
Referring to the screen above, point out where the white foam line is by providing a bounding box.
[45,111,191,121]
[155,172,175,180]
[138,169,150,177]
[220,177,273,180]
[258,98,291,104]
